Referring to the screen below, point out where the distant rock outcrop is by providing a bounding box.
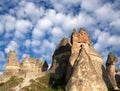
[0,50,48,83]
[5,50,20,74]
[116,69,120,88]
[106,52,119,90]
[0,28,119,91]
[0,50,20,82]
[50,37,71,79]
[65,28,109,91]
[20,56,48,75]
[66,46,108,91]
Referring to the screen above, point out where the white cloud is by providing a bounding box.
[14,19,33,39]
[31,40,41,47]
[22,53,29,59]
[61,15,78,31]
[32,28,44,39]
[81,0,100,11]
[0,22,4,35]
[4,15,16,32]
[101,50,109,66]
[24,2,42,23]
[61,13,95,32]
[95,3,115,22]
[35,39,55,54]
[46,9,65,26]
[110,19,120,29]
[0,72,3,75]
[0,63,6,72]
[24,2,37,15]
[24,39,31,47]
[48,63,51,69]
[0,51,5,61]
[92,29,101,40]
[5,40,19,53]
[14,31,25,39]
[36,18,53,30]
[94,31,110,52]
[50,27,64,44]
[50,0,81,13]
[40,40,51,54]
[32,48,41,54]
[0,0,120,69]
[15,19,33,33]
[77,13,95,26]
[108,35,120,46]
[52,27,63,36]
[94,31,120,53]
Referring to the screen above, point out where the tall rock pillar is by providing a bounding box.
[106,52,119,90]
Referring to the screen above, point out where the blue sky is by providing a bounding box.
[0,0,120,73]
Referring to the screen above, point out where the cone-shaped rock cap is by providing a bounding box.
[71,28,91,45]
[7,50,19,66]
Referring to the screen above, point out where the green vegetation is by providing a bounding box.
[0,75,120,91]
[21,74,65,91]
[0,76,24,91]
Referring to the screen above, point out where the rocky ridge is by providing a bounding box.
[0,28,119,91]
[0,50,48,84]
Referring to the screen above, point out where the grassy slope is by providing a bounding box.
[0,76,23,91]
[21,74,65,91]
[0,75,119,91]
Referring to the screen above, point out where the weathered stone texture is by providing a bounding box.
[50,37,71,79]
[66,28,109,91]
[106,52,119,90]
[0,50,48,83]
[66,47,108,91]
[20,56,48,74]
[0,50,20,82]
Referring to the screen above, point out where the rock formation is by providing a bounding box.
[66,46,108,91]
[0,50,20,82]
[65,28,109,91]
[0,28,119,91]
[50,28,113,91]
[20,56,48,75]
[50,37,71,79]
[116,69,120,88]
[106,52,119,90]
[5,50,20,74]
[0,50,48,83]
[66,28,109,84]
[20,57,48,76]
[49,28,117,91]
[66,28,92,81]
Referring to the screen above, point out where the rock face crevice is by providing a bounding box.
[66,46,108,91]
[50,28,116,91]
[65,28,108,91]
[106,52,119,90]
[50,37,71,79]
[0,28,119,91]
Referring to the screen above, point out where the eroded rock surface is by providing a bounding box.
[0,50,48,83]
[0,50,20,82]
[5,50,20,73]
[66,46,108,91]
[20,56,48,75]
[106,52,119,90]
[66,28,110,91]
[0,28,118,91]
[50,37,71,79]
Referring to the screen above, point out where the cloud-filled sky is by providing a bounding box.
[0,0,120,72]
